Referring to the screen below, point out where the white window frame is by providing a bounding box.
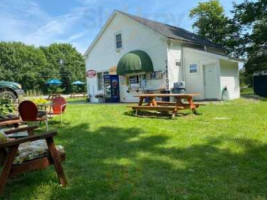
[189,64,198,74]
[115,32,122,51]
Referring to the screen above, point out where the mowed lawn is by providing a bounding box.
[3,98,267,200]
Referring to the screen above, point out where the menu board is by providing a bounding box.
[129,76,139,84]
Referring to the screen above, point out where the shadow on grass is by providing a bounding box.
[241,93,267,101]
[124,110,192,119]
[3,123,267,199]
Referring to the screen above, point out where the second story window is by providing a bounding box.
[115,33,122,50]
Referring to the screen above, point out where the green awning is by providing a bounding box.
[117,50,154,75]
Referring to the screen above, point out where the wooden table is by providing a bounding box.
[37,102,53,113]
[131,93,201,118]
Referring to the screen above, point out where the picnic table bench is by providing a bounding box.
[70,93,87,99]
[131,93,202,118]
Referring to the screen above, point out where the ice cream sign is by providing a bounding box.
[86,70,96,78]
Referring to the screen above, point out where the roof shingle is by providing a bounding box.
[117,11,223,49]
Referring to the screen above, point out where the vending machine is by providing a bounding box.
[104,75,120,103]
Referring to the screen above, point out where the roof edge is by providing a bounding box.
[83,11,117,57]
[116,10,223,50]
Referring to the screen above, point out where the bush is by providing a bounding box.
[30,98,49,105]
[0,98,14,118]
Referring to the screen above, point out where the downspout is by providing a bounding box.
[181,46,186,83]
[165,41,170,90]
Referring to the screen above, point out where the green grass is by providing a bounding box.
[3,98,267,200]
[240,87,254,95]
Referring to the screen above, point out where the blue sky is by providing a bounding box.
[0,0,245,54]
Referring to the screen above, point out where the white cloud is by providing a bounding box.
[0,0,246,54]
[0,0,96,53]
[66,30,89,42]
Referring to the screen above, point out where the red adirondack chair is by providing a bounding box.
[18,101,49,131]
[50,97,67,124]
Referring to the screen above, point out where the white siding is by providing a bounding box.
[167,44,182,89]
[85,12,168,102]
[220,59,240,100]
[183,47,220,100]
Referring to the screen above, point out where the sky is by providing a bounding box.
[0,0,246,54]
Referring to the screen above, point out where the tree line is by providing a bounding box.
[0,42,86,94]
[189,0,266,86]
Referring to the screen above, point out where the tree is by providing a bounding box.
[190,0,267,86]
[0,42,48,91]
[189,0,240,55]
[0,42,86,94]
[233,0,267,85]
[40,43,86,93]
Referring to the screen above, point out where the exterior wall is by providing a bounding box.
[85,12,168,102]
[183,47,220,100]
[220,59,240,100]
[167,43,183,89]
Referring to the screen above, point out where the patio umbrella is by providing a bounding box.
[46,79,62,85]
[72,81,85,85]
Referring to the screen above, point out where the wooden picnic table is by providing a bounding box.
[131,93,201,118]
[37,102,53,109]
[70,93,87,99]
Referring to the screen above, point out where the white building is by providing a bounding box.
[84,10,242,103]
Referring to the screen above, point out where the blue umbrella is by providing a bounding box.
[46,79,62,85]
[72,81,85,85]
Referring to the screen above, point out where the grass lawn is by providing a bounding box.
[2,98,267,200]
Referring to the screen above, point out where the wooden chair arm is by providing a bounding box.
[0,118,21,127]
[4,126,38,135]
[0,117,20,123]
[0,131,57,148]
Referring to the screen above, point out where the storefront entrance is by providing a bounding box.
[104,75,120,103]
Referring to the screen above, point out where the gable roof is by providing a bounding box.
[84,10,223,57]
[117,11,222,49]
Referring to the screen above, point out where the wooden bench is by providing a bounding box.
[70,93,87,99]
[156,101,205,107]
[131,106,184,118]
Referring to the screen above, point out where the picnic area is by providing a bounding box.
[1,98,267,199]
[131,93,202,118]
[0,0,266,199]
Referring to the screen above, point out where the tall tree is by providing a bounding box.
[189,0,239,55]
[0,42,86,94]
[40,43,86,93]
[233,0,267,85]
[0,42,48,91]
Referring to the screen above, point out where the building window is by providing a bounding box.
[115,33,122,49]
[189,64,198,73]
[129,75,139,84]
[146,71,162,80]
[175,60,181,67]
[97,71,109,90]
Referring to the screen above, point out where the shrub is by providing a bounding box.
[0,98,14,118]
[30,98,49,105]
